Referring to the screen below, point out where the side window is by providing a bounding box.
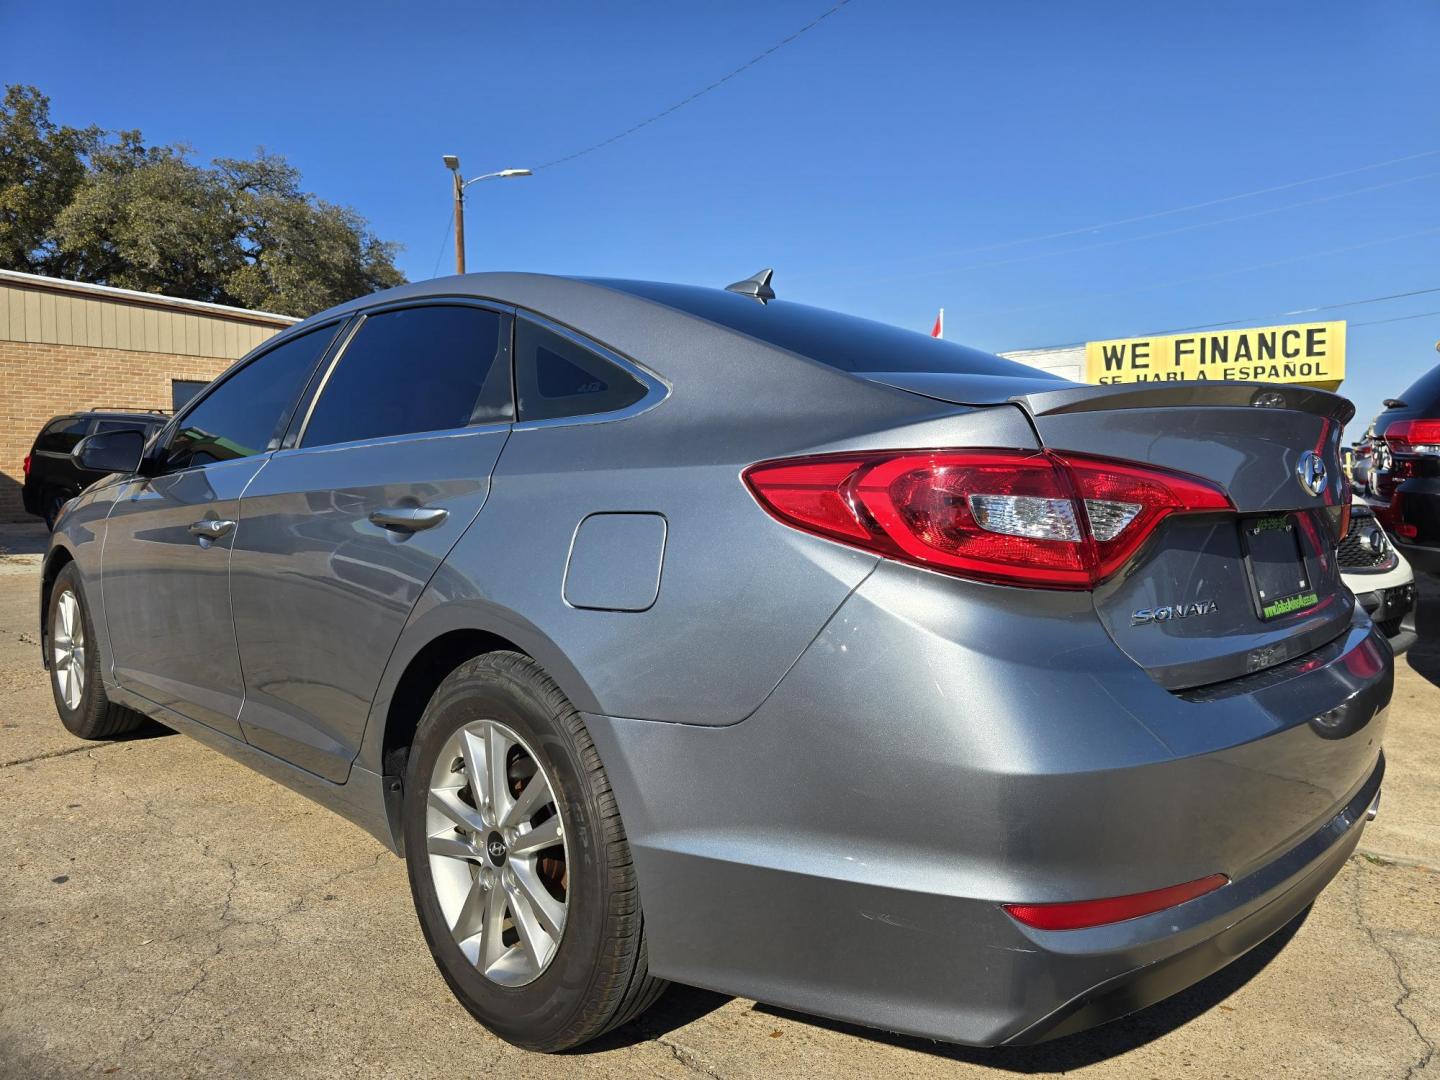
[37,417,90,454]
[94,419,153,436]
[164,327,334,471]
[515,319,648,423]
[300,305,506,449]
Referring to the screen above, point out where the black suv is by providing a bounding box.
[22,410,167,529]
[1369,362,1440,576]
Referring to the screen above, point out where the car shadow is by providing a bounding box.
[582,906,1310,1067]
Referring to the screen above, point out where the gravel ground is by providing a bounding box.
[1,538,1435,1079]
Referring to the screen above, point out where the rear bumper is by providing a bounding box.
[1395,539,1440,577]
[586,565,1393,1047]
[1005,756,1380,1043]
[1352,583,1419,655]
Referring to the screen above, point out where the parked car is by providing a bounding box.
[1339,497,1417,654]
[22,410,168,529]
[41,273,1390,1052]
[1368,364,1440,576]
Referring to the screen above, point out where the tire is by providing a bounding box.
[402,651,666,1052]
[48,563,145,740]
[43,491,68,532]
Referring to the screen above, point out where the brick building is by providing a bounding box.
[0,269,297,522]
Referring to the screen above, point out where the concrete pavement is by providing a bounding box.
[1,557,1436,1079]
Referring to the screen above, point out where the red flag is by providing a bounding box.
[931,308,944,339]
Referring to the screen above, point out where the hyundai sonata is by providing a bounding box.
[43,271,1390,1050]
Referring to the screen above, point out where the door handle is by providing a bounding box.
[369,506,449,533]
[188,519,236,542]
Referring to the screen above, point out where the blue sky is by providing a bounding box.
[5,0,1438,432]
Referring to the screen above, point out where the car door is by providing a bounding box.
[101,324,342,738]
[229,301,513,782]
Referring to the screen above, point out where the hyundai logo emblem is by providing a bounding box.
[1296,451,1327,497]
[485,831,508,866]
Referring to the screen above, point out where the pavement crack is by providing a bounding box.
[0,743,101,769]
[656,1036,725,1079]
[1351,861,1437,1080]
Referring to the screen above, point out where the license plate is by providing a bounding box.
[1242,515,1318,619]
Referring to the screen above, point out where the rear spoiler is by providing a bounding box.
[1010,381,1354,426]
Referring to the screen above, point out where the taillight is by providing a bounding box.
[743,448,1233,589]
[1384,419,1440,456]
[1002,873,1229,931]
[21,454,31,479]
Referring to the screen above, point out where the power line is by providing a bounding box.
[913,147,1440,265]
[1147,286,1440,335]
[431,205,455,279]
[1352,308,1440,328]
[962,224,1440,325]
[1008,285,1440,351]
[533,1,854,170]
[871,171,1440,283]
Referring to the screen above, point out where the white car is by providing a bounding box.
[1341,498,1417,653]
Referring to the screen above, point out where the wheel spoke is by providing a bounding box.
[481,878,509,971]
[428,787,486,834]
[450,879,489,943]
[508,815,562,855]
[506,876,550,970]
[502,769,553,828]
[486,724,512,824]
[427,832,481,862]
[510,862,565,938]
[458,728,489,809]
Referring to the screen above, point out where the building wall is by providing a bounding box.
[999,345,1086,383]
[0,271,296,523]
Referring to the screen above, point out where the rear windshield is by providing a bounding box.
[586,278,1057,379]
[1395,363,1440,414]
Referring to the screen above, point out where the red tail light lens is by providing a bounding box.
[743,449,1232,589]
[1002,873,1229,931]
[21,454,31,479]
[1385,419,1440,455]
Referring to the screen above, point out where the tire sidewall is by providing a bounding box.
[402,656,612,1048]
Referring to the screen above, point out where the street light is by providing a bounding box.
[443,155,532,275]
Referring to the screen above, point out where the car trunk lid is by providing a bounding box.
[1009,382,1355,689]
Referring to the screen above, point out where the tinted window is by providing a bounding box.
[515,320,647,422]
[1395,363,1440,415]
[172,379,208,411]
[37,417,90,454]
[165,327,334,470]
[302,305,506,448]
[585,278,1064,379]
[94,418,160,438]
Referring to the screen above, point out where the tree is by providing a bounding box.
[1,84,405,315]
[53,133,240,301]
[217,152,404,316]
[0,86,99,274]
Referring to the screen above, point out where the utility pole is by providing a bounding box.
[442,155,532,277]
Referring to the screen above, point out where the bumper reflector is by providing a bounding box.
[1003,873,1229,931]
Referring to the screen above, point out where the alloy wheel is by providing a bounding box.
[425,718,569,986]
[52,591,85,711]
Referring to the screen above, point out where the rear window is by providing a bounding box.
[1395,363,1440,414]
[586,278,1054,379]
[36,417,89,453]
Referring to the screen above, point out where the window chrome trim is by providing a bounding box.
[291,297,516,450]
[511,312,669,431]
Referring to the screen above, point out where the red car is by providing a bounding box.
[1369,363,1440,577]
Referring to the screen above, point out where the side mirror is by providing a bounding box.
[72,428,147,475]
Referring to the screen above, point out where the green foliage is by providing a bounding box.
[0,86,100,275]
[1,85,405,316]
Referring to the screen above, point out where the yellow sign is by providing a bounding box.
[1085,321,1346,390]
